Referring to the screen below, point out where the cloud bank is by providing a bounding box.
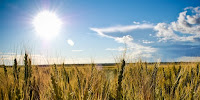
[72,50,83,52]
[0,53,96,65]
[154,7,200,42]
[177,56,200,62]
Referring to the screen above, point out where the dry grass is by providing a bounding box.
[0,54,200,100]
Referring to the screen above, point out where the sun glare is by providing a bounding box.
[33,11,62,40]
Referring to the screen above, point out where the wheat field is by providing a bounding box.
[0,53,200,100]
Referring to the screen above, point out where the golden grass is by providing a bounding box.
[0,54,200,100]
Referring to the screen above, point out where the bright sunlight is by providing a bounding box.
[33,10,62,40]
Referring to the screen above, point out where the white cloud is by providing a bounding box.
[90,24,154,40]
[114,35,133,44]
[142,40,154,44]
[177,56,200,62]
[133,21,140,24]
[90,24,157,58]
[154,6,200,42]
[72,50,83,52]
[154,23,178,41]
[67,39,74,46]
[0,54,44,65]
[0,52,16,55]
[90,23,154,35]
[0,53,94,65]
[106,47,126,51]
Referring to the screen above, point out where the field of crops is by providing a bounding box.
[0,53,200,100]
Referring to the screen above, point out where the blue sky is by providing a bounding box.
[0,0,200,65]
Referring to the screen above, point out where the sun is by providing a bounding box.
[33,10,62,40]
